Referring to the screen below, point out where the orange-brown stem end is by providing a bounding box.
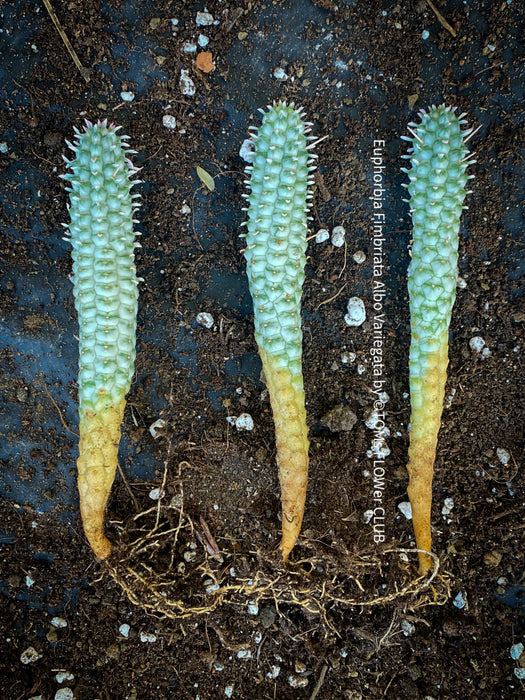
[77,399,126,559]
[259,349,309,563]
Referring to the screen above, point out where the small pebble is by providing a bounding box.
[239,138,254,163]
[139,632,157,643]
[453,591,467,609]
[401,620,415,636]
[398,501,412,520]
[180,203,191,215]
[496,447,510,465]
[510,643,524,660]
[183,41,197,52]
[469,336,486,353]
[54,690,74,700]
[224,686,234,698]
[148,487,164,501]
[149,419,166,438]
[266,665,280,679]
[179,69,196,96]
[247,600,259,615]
[341,351,356,364]
[441,497,454,516]
[196,10,214,26]
[196,312,214,329]
[0,142,8,153]
[119,624,131,638]
[162,114,177,129]
[288,675,308,688]
[353,250,366,264]
[26,574,35,587]
[237,649,252,659]
[51,617,67,629]
[363,509,374,524]
[331,225,346,247]
[55,672,74,683]
[514,668,525,680]
[321,405,357,433]
[345,297,366,326]
[457,277,467,289]
[422,29,430,40]
[120,91,135,102]
[20,647,42,664]
[213,661,224,671]
[198,34,209,47]
[315,228,330,244]
[235,413,254,431]
[273,67,288,80]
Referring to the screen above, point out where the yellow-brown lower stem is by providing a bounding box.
[77,398,126,559]
[259,349,309,562]
[407,335,449,574]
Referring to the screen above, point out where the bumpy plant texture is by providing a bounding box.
[244,102,314,561]
[63,120,140,558]
[403,105,474,573]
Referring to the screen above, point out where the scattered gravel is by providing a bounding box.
[344,297,366,326]
[331,225,346,247]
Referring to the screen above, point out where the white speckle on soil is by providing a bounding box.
[457,276,467,289]
[54,690,74,700]
[364,409,380,429]
[183,41,197,52]
[55,671,75,683]
[273,67,288,80]
[497,447,510,465]
[469,336,486,353]
[247,600,259,615]
[180,203,191,215]
[162,114,177,129]
[198,34,209,47]
[315,228,330,243]
[224,684,234,697]
[119,624,131,638]
[398,502,412,520]
[180,69,196,96]
[345,297,366,326]
[20,646,42,664]
[139,632,157,643]
[442,497,454,516]
[237,649,252,659]
[288,675,309,688]
[51,617,67,629]
[226,415,237,426]
[120,91,135,102]
[341,351,356,364]
[148,487,165,500]
[235,413,254,431]
[331,225,346,247]
[239,138,254,163]
[266,665,280,679]
[0,142,8,153]
[196,312,214,329]
[510,642,524,660]
[514,668,525,680]
[401,620,415,636]
[352,250,366,264]
[26,574,35,587]
[149,419,166,438]
[453,591,467,609]
[196,10,214,26]
[363,509,374,524]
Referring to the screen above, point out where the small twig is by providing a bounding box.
[314,282,347,313]
[42,0,91,82]
[116,462,141,513]
[309,664,328,700]
[43,384,78,437]
[425,0,457,38]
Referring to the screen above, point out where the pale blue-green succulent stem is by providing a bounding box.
[402,104,474,573]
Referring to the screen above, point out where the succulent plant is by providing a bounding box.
[243,102,316,561]
[62,120,141,558]
[402,105,475,573]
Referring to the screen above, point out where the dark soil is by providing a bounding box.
[1,1,524,698]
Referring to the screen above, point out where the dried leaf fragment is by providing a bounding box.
[196,166,215,191]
